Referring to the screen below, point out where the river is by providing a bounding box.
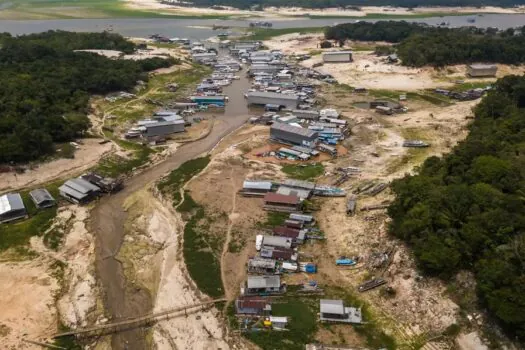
[1,13,525,39]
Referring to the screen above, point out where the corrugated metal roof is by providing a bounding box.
[264,192,300,205]
[248,257,277,269]
[323,51,353,56]
[283,179,316,190]
[247,275,280,289]
[271,122,317,138]
[269,316,288,323]
[289,213,313,222]
[243,180,272,191]
[320,299,345,315]
[29,189,55,205]
[59,184,88,200]
[276,186,311,200]
[273,226,300,238]
[63,178,100,194]
[144,120,185,128]
[246,91,299,101]
[0,193,25,215]
[262,235,292,248]
[469,64,497,69]
[237,296,271,310]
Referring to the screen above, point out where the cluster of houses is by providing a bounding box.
[233,176,361,331]
[0,171,119,224]
[240,48,350,160]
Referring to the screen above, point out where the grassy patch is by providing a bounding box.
[179,193,223,298]
[96,144,153,177]
[158,156,211,207]
[246,27,325,41]
[451,81,493,91]
[281,163,324,180]
[245,298,318,350]
[406,92,453,106]
[257,211,289,228]
[0,184,60,254]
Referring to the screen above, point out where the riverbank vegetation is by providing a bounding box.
[325,21,525,67]
[388,75,525,339]
[158,157,225,298]
[0,31,174,164]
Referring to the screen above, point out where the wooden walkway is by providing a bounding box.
[53,298,227,338]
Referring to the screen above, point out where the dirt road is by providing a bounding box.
[90,69,252,349]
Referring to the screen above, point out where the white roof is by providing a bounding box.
[0,193,25,215]
[262,235,292,248]
[63,178,100,194]
[323,51,353,56]
[247,275,280,289]
[320,299,345,315]
[243,180,272,191]
[269,316,288,323]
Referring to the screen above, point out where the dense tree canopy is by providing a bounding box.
[185,0,525,9]
[0,31,175,163]
[325,21,525,66]
[388,75,525,338]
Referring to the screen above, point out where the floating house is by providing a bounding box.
[244,275,284,295]
[246,92,299,110]
[190,95,227,107]
[263,193,302,212]
[59,178,101,204]
[260,246,298,261]
[241,180,273,197]
[262,235,292,249]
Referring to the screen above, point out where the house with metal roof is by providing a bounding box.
[319,299,362,324]
[235,296,272,315]
[59,178,101,204]
[263,193,302,212]
[270,122,318,147]
[144,120,185,137]
[289,213,314,224]
[260,246,297,261]
[0,193,27,223]
[29,189,56,209]
[262,235,292,249]
[241,180,273,197]
[248,257,278,274]
[289,109,320,120]
[245,275,283,295]
[273,226,307,245]
[246,92,299,110]
[268,316,288,330]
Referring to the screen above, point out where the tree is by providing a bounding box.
[320,41,333,49]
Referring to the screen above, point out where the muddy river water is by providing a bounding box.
[90,67,253,349]
[1,13,525,39]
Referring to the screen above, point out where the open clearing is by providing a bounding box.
[264,33,525,91]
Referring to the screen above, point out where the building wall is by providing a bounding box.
[323,53,352,63]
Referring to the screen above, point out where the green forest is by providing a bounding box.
[0,31,174,163]
[325,21,525,66]
[186,0,525,9]
[388,75,525,338]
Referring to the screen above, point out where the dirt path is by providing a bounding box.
[90,69,252,349]
[220,168,238,302]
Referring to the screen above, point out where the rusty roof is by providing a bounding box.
[264,192,300,205]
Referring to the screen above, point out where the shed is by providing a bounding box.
[246,91,299,110]
[319,299,362,324]
[467,64,497,77]
[262,235,292,249]
[29,189,56,209]
[322,51,353,63]
[270,122,318,147]
[235,296,272,315]
[0,193,27,223]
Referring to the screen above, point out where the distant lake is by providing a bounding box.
[1,14,524,39]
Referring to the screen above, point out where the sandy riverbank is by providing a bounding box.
[124,0,525,17]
